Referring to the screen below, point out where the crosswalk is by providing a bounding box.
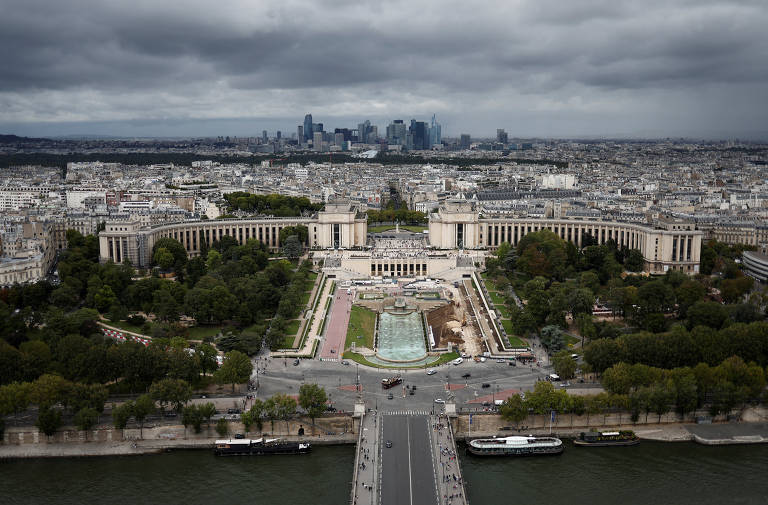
[382,410,430,416]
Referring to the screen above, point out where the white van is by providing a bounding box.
[453,357,464,365]
[548,373,561,381]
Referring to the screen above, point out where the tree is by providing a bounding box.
[132,394,156,439]
[282,235,303,260]
[149,378,192,414]
[182,404,205,434]
[215,351,253,392]
[649,383,673,423]
[299,383,328,429]
[36,406,62,437]
[74,407,99,436]
[552,350,577,380]
[196,343,219,376]
[112,402,133,432]
[216,418,229,437]
[151,237,188,273]
[249,399,265,432]
[241,410,254,433]
[624,249,644,272]
[686,301,729,330]
[200,402,217,429]
[153,247,175,271]
[540,325,565,352]
[273,393,297,432]
[499,394,528,426]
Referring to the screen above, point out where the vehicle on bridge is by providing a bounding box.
[467,436,563,456]
[381,375,403,389]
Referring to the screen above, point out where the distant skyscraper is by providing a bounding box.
[387,120,406,145]
[262,130,268,142]
[297,125,304,144]
[303,114,313,142]
[409,121,428,150]
[428,114,441,147]
[334,132,344,147]
[276,131,281,140]
[496,129,508,144]
[313,131,323,151]
[460,134,471,149]
[358,120,372,143]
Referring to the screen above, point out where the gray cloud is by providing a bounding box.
[0,0,766,138]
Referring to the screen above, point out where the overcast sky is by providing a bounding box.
[1,0,767,139]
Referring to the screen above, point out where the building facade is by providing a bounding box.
[429,201,703,274]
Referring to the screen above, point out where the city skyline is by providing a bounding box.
[1,0,767,140]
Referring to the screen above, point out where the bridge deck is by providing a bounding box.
[353,412,467,505]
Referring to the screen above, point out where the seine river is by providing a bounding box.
[1,443,768,504]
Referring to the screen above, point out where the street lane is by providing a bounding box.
[381,414,438,505]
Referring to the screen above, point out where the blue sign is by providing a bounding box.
[550,411,556,422]
[469,414,473,425]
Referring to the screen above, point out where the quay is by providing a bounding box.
[351,408,468,505]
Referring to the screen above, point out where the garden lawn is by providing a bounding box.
[284,319,301,337]
[507,335,528,348]
[345,305,376,350]
[187,326,224,339]
[105,320,149,334]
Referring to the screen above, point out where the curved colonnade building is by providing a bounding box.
[99,200,702,275]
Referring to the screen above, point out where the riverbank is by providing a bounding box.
[5,415,768,459]
[0,434,356,460]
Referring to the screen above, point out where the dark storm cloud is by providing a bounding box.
[0,0,766,137]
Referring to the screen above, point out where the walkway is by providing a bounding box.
[320,288,353,360]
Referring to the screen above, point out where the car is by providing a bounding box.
[482,401,491,407]
[481,383,491,388]
[508,361,516,367]
[461,373,471,379]
[326,406,337,412]
[385,440,393,448]
[461,353,469,358]
[426,369,437,375]
[560,381,571,387]
[434,398,445,404]
[496,359,505,363]
[293,359,300,366]
[226,408,241,414]
[387,392,393,400]
[453,358,463,365]
[341,360,350,365]
[480,357,487,362]
[234,433,245,439]
[409,389,415,395]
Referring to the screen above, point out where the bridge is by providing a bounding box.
[352,409,468,505]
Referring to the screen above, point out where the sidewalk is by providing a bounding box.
[353,412,378,505]
[432,413,468,505]
[272,275,335,358]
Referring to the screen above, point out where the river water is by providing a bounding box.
[1,443,767,504]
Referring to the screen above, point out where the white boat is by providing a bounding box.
[467,435,563,456]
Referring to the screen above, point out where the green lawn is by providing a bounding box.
[495,304,511,319]
[345,305,377,350]
[481,273,499,293]
[563,334,580,348]
[104,320,148,334]
[187,326,224,339]
[284,319,301,336]
[367,224,427,233]
[299,289,313,308]
[500,319,514,334]
[280,335,295,349]
[489,291,506,305]
[507,335,528,348]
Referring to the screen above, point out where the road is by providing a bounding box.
[253,356,552,414]
[380,414,438,505]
